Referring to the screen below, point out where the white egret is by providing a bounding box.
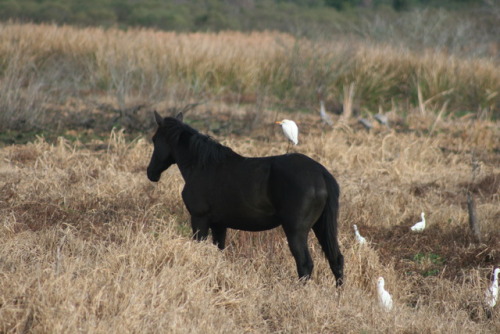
[320,100,334,126]
[353,224,367,245]
[374,113,389,127]
[276,119,299,147]
[485,267,500,308]
[358,118,373,131]
[410,212,426,232]
[377,277,393,312]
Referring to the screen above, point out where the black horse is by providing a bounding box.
[147,112,344,286]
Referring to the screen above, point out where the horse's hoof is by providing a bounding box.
[336,277,344,287]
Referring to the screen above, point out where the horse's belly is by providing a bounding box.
[213,214,279,232]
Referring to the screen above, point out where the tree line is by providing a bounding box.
[0,0,486,32]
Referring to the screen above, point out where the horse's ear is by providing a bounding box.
[176,112,184,122]
[154,110,163,126]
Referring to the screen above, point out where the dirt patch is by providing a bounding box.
[5,145,42,165]
[462,173,500,199]
[410,181,440,197]
[367,223,499,281]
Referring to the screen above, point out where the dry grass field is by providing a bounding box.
[0,22,500,333]
[1,108,499,333]
[1,22,499,131]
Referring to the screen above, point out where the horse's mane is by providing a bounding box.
[163,117,240,168]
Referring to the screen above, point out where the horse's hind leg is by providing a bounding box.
[283,228,314,280]
[312,224,344,286]
[211,226,227,250]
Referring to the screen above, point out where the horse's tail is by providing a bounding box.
[313,171,344,286]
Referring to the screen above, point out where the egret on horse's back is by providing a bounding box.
[147,111,344,286]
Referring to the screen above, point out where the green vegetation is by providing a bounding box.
[412,252,445,277]
[413,253,444,265]
[0,0,494,34]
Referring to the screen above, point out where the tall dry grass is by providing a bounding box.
[1,108,499,332]
[0,22,499,131]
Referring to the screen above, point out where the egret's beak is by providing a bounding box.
[275,121,282,125]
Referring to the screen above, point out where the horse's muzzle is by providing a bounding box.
[147,168,161,182]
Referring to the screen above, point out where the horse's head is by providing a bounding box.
[147,111,183,182]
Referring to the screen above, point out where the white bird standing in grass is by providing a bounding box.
[319,100,334,126]
[358,118,373,131]
[377,277,393,312]
[374,113,389,127]
[410,212,426,232]
[276,119,298,152]
[353,224,367,245]
[485,267,500,308]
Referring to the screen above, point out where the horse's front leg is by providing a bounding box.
[190,215,209,241]
[211,226,227,250]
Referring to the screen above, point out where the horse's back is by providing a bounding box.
[270,153,331,186]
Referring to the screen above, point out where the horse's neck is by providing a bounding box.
[172,143,215,180]
[172,145,195,180]
[173,142,240,181]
